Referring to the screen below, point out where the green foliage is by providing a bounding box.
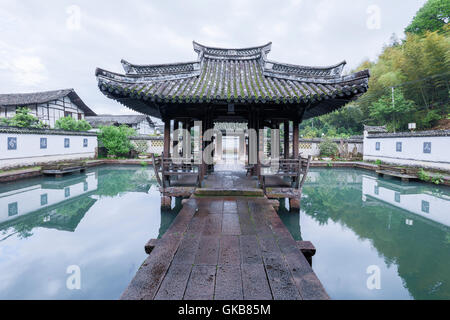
[405,0,450,35]
[55,116,92,131]
[98,125,136,157]
[369,90,417,131]
[375,159,382,166]
[299,3,449,137]
[418,168,444,184]
[7,107,45,128]
[319,138,338,157]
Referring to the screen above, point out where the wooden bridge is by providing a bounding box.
[121,167,329,300]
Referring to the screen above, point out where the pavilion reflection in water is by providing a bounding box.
[0,167,177,240]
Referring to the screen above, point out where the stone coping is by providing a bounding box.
[367,130,450,139]
[0,126,97,136]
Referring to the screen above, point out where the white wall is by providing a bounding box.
[362,175,450,227]
[0,130,97,169]
[363,131,450,171]
[0,172,98,224]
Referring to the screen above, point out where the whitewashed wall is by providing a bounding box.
[0,172,98,224]
[363,130,450,171]
[0,128,98,169]
[362,175,450,227]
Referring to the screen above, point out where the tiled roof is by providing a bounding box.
[85,114,154,127]
[0,89,97,116]
[95,42,369,120]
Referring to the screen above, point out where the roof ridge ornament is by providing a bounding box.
[193,41,272,60]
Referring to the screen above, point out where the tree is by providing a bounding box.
[8,107,44,128]
[98,125,136,157]
[405,0,450,35]
[55,116,92,131]
[319,138,338,157]
[369,90,417,131]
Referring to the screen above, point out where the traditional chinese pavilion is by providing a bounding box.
[95,41,369,166]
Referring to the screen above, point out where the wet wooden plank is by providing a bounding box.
[154,263,192,300]
[241,263,273,300]
[215,265,243,300]
[219,235,240,265]
[262,252,302,300]
[202,214,222,236]
[172,234,202,265]
[194,236,220,265]
[184,265,216,300]
[222,213,241,235]
[223,200,238,214]
[240,235,262,264]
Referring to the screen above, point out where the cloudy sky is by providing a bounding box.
[0,0,426,116]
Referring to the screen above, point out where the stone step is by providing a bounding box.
[194,188,264,197]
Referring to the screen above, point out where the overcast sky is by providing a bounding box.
[0,0,427,116]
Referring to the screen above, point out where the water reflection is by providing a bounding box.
[296,168,450,300]
[0,165,180,299]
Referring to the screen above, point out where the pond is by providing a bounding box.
[0,165,179,299]
[279,168,450,300]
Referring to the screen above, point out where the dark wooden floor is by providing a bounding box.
[121,169,329,300]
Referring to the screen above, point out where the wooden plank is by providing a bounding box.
[222,213,241,235]
[184,265,216,300]
[202,214,222,236]
[154,263,192,300]
[240,235,262,264]
[194,236,220,265]
[241,263,273,300]
[219,235,240,265]
[215,265,243,300]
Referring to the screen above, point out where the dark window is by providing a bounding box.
[41,194,48,206]
[78,113,82,120]
[8,202,18,216]
[395,192,400,203]
[396,142,402,152]
[375,142,380,151]
[7,137,17,150]
[421,200,429,213]
[423,142,431,154]
[64,138,70,148]
[64,111,72,118]
[83,138,88,147]
[40,137,47,149]
[64,187,70,198]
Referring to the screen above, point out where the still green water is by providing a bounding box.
[279,168,450,300]
[0,165,179,299]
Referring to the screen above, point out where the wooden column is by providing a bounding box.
[284,121,289,159]
[173,120,179,157]
[163,119,171,158]
[293,120,299,158]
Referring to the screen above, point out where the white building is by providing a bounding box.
[85,115,156,135]
[0,89,96,128]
